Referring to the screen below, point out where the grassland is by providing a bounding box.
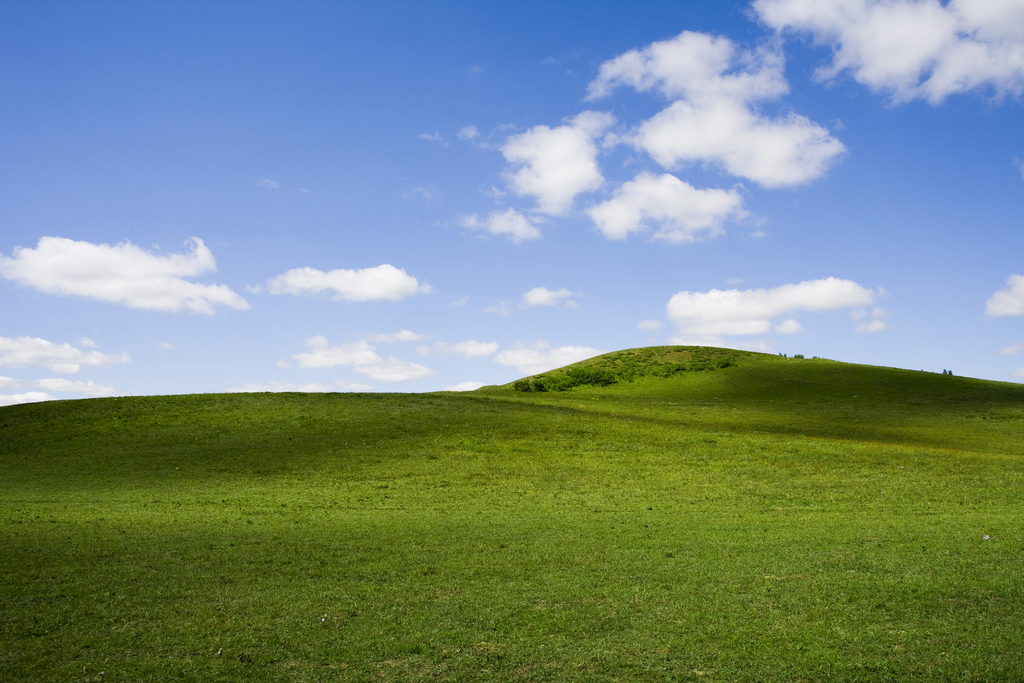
[2,347,1023,682]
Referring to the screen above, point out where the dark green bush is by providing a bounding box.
[565,367,616,387]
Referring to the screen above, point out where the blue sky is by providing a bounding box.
[1,0,1023,404]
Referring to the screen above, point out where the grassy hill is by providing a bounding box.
[2,347,1023,681]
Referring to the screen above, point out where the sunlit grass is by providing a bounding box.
[2,349,1023,681]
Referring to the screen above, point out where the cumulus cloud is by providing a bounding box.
[264,264,430,302]
[587,30,845,187]
[0,336,130,374]
[445,381,486,391]
[424,341,499,358]
[522,287,574,307]
[493,342,606,375]
[998,341,1023,355]
[0,237,249,314]
[667,277,876,341]
[225,380,373,393]
[501,111,616,215]
[461,208,542,243]
[755,0,1024,104]
[0,392,54,407]
[289,336,434,383]
[986,274,1024,316]
[588,172,747,242]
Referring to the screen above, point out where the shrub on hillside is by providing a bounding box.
[513,367,617,392]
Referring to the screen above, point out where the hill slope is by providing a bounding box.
[2,346,1023,682]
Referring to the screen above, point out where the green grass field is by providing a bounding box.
[2,347,1023,681]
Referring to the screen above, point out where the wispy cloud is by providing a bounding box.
[419,131,448,147]
[998,341,1023,356]
[226,379,373,393]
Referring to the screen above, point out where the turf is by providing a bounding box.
[2,347,1023,681]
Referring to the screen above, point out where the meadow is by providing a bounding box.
[1,347,1023,682]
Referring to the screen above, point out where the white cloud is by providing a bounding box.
[775,319,803,334]
[481,301,512,316]
[522,286,574,307]
[289,336,434,383]
[587,31,845,187]
[856,319,888,333]
[851,306,889,331]
[448,295,469,307]
[458,125,481,140]
[226,380,373,393]
[407,187,438,202]
[355,356,435,382]
[501,111,616,215]
[79,337,97,348]
[986,274,1024,316]
[667,277,876,340]
[1014,368,1024,379]
[638,319,663,331]
[461,208,542,243]
[256,178,280,190]
[0,392,55,407]
[0,336,130,374]
[419,131,447,146]
[493,341,606,375]
[292,336,379,368]
[588,171,746,242]
[158,342,173,350]
[754,0,1024,104]
[0,237,250,314]
[445,381,486,392]
[426,340,499,358]
[998,341,1024,355]
[31,378,116,396]
[0,376,115,396]
[367,330,426,343]
[264,264,430,302]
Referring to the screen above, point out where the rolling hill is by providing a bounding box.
[2,347,1023,681]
